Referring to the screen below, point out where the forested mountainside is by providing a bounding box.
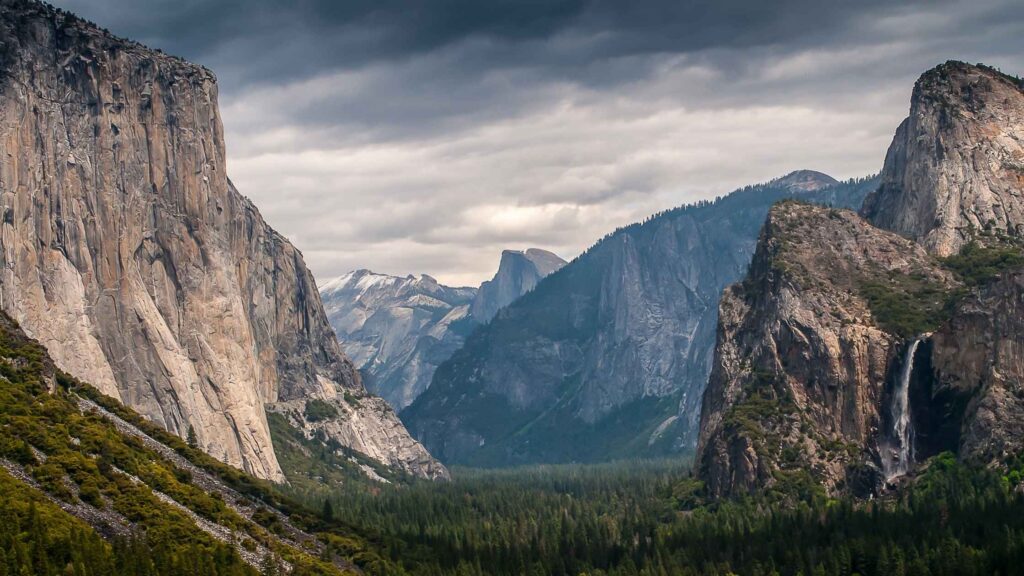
[0,310,401,575]
[697,62,1024,498]
[0,0,443,481]
[403,171,879,467]
[320,249,565,411]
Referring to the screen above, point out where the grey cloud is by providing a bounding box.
[47,0,1024,285]
[53,0,955,86]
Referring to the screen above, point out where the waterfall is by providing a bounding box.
[884,337,921,481]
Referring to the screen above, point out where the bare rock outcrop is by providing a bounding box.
[470,248,567,323]
[863,62,1024,256]
[271,395,450,480]
[697,63,1024,499]
[0,0,443,481]
[320,270,476,410]
[931,269,1024,466]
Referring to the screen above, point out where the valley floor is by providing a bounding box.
[276,456,1024,576]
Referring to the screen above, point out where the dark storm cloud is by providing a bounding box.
[52,0,953,85]
[47,0,1024,285]
[53,0,1018,145]
[56,0,1022,148]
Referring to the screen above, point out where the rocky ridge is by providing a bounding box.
[320,248,565,411]
[0,0,443,481]
[404,171,877,467]
[320,270,476,409]
[695,202,959,497]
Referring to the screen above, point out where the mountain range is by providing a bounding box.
[2,0,1024,573]
[319,249,566,410]
[1,0,1022,534]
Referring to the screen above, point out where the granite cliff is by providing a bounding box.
[697,62,1024,498]
[862,61,1024,256]
[695,202,959,497]
[0,0,444,481]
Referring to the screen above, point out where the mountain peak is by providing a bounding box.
[918,60,1023,92]
[772,170,839,192]
[862,61,1024,256]
[472,248,567,323]
[522,248,568,276]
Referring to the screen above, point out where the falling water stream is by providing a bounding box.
[884,337,921,481]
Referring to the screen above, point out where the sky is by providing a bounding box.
[52,0,1024,286]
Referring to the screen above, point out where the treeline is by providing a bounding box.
[281,455,1024,576]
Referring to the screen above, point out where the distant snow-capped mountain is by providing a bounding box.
[320,249,566,409]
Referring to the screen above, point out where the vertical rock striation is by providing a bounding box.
[930,270,1024,466]
[863,61,1024,256]
[695,203,958,497]
[697,62,1024,498]
[0,0,444,481]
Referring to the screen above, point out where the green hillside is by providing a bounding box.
[0,312,396,576]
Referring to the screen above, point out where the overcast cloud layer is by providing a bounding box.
[53,0,1024,286]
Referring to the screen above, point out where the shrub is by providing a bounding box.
[941,240,1024,286]
[857,270,957,337]
[304,399,339,422]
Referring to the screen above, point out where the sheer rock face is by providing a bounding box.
[405,172,875,467]
[470,249,567,323]
[695,203,958,498]
[320,270,477,410]
[863,62,1024,256]
[931,270,1024,466]
[0,0,443,481]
